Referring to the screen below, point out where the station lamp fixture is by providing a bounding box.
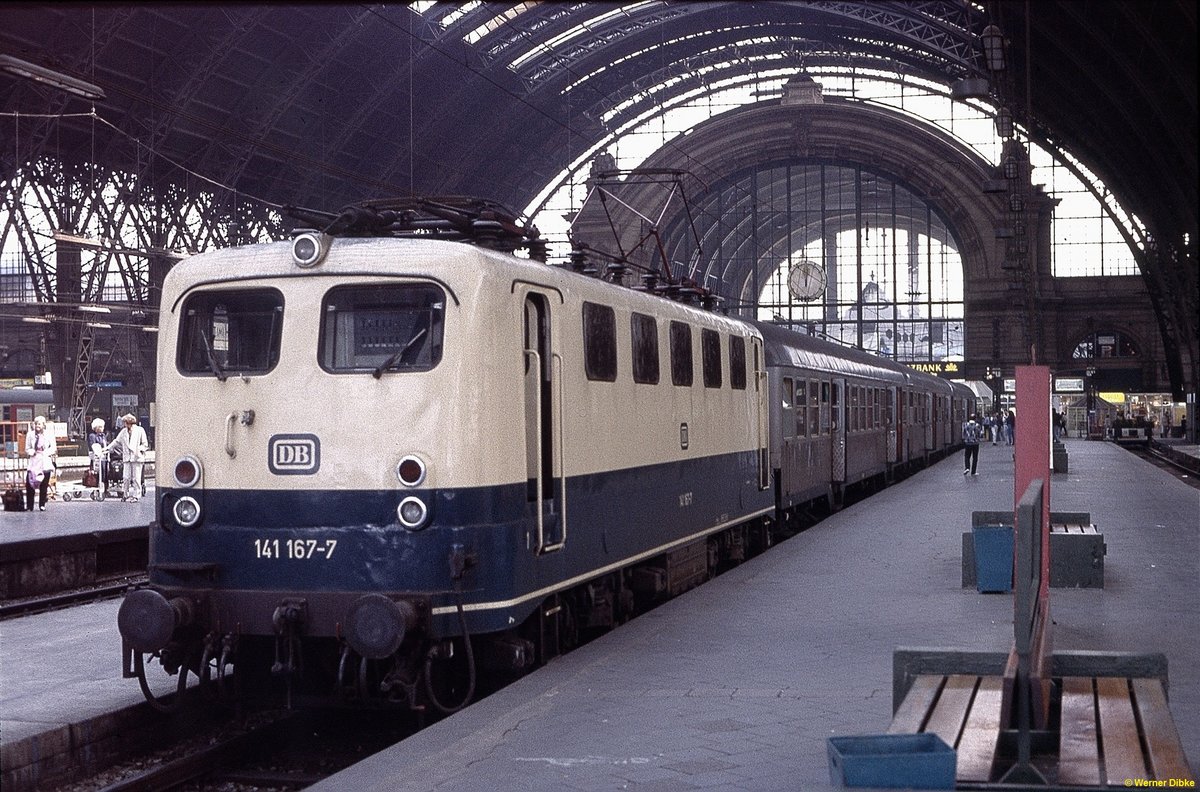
[995,108,1015,139]
[981,25,1006,72]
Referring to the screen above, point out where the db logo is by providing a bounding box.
[268,434,320,475]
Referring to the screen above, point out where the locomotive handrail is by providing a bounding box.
[541,351,567,554]
[524,348,545,552]
[224,412,238,458]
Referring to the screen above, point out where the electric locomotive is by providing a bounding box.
[118,198,775,711]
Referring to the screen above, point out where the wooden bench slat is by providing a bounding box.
[1058,676,1101,786]
[1097,676,1148,784]
[924,674,976,749]
[1132,678,1193,780]
[887,675,944,734]
[955,676,1003,782]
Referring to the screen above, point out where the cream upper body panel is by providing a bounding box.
[156,237,763,492]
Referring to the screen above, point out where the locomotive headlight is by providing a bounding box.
[396,455,427,487]
[173,496,201,528]
[173,455,202,488]
[397,496,428,530]
[291,231,331,268]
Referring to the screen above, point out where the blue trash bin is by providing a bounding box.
[827,733,956,789]
[972,523,1013,593]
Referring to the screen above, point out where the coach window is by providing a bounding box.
[701,329,722,388]
[179,288,284,377]
[821,381,831,433]
[319,284,444,374]
[630,312,659,384]
[729,336,747,390]
[669,321,693,386]
[795,380,807,436]
[582,302,618,382]
[781,376,794,438]
[809,381,820,435]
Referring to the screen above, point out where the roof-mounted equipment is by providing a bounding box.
[283,197,546,262]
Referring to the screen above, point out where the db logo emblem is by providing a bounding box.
[268,434,320,475]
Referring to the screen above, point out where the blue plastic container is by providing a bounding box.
[972,523,1014,593]
[827,733,956,789]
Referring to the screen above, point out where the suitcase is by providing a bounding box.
[3,488,24,511]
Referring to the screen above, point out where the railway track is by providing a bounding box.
[0,576,145,620]
[1120,440,1200,489]
[64,708,417,792]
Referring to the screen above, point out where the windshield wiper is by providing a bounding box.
[372,326,428,379]
[200,330,228,382]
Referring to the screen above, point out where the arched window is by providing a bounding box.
[1072,331,1139,359]
[662,162,963,362]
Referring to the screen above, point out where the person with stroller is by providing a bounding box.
[87,418,107,489]
[103,413,149,502]
[24,415,58,511]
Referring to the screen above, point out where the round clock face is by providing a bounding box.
[787,260,827,301]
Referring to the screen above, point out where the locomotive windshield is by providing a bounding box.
[177,289,284,377]
[319,284,444,374]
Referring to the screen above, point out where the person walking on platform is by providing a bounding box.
[1004,409,1016,446]
[104,413,149,502]
[24,415,57,511]
[962,414,982,476]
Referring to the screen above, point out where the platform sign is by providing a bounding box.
[1054,377,1084,393]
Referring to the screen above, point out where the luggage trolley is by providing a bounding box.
[2,453,29,511]
[62,447,141,502]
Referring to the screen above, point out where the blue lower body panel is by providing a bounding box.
[152,450,772,637]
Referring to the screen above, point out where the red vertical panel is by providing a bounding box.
[1014,365,1051,602]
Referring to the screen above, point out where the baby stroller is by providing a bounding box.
[100,450,133,501]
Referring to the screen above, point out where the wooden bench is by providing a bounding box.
[963,512,1105,590]
[1048,522,1105,588]
[892,482,1193,785]
[1059,676,1191,786]
[887,674,1004,783]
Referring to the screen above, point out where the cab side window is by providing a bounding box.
[670,321,693,386]
[583,302,617,382]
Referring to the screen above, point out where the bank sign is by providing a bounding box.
[268,434,321,475]
[907,361,962,378]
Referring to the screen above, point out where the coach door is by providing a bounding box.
[753,338,769,490]
[831,377,846,483]
[523,291,565,553]
[886,385,899,464]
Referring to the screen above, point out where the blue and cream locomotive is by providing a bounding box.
[118,198,969,710]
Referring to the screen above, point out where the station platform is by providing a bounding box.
[313,439,1197,791]
[1,440,1195,791]
[0,481,155,542]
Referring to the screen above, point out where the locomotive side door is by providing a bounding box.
[831,377,847,483]
[522,290,565,553]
